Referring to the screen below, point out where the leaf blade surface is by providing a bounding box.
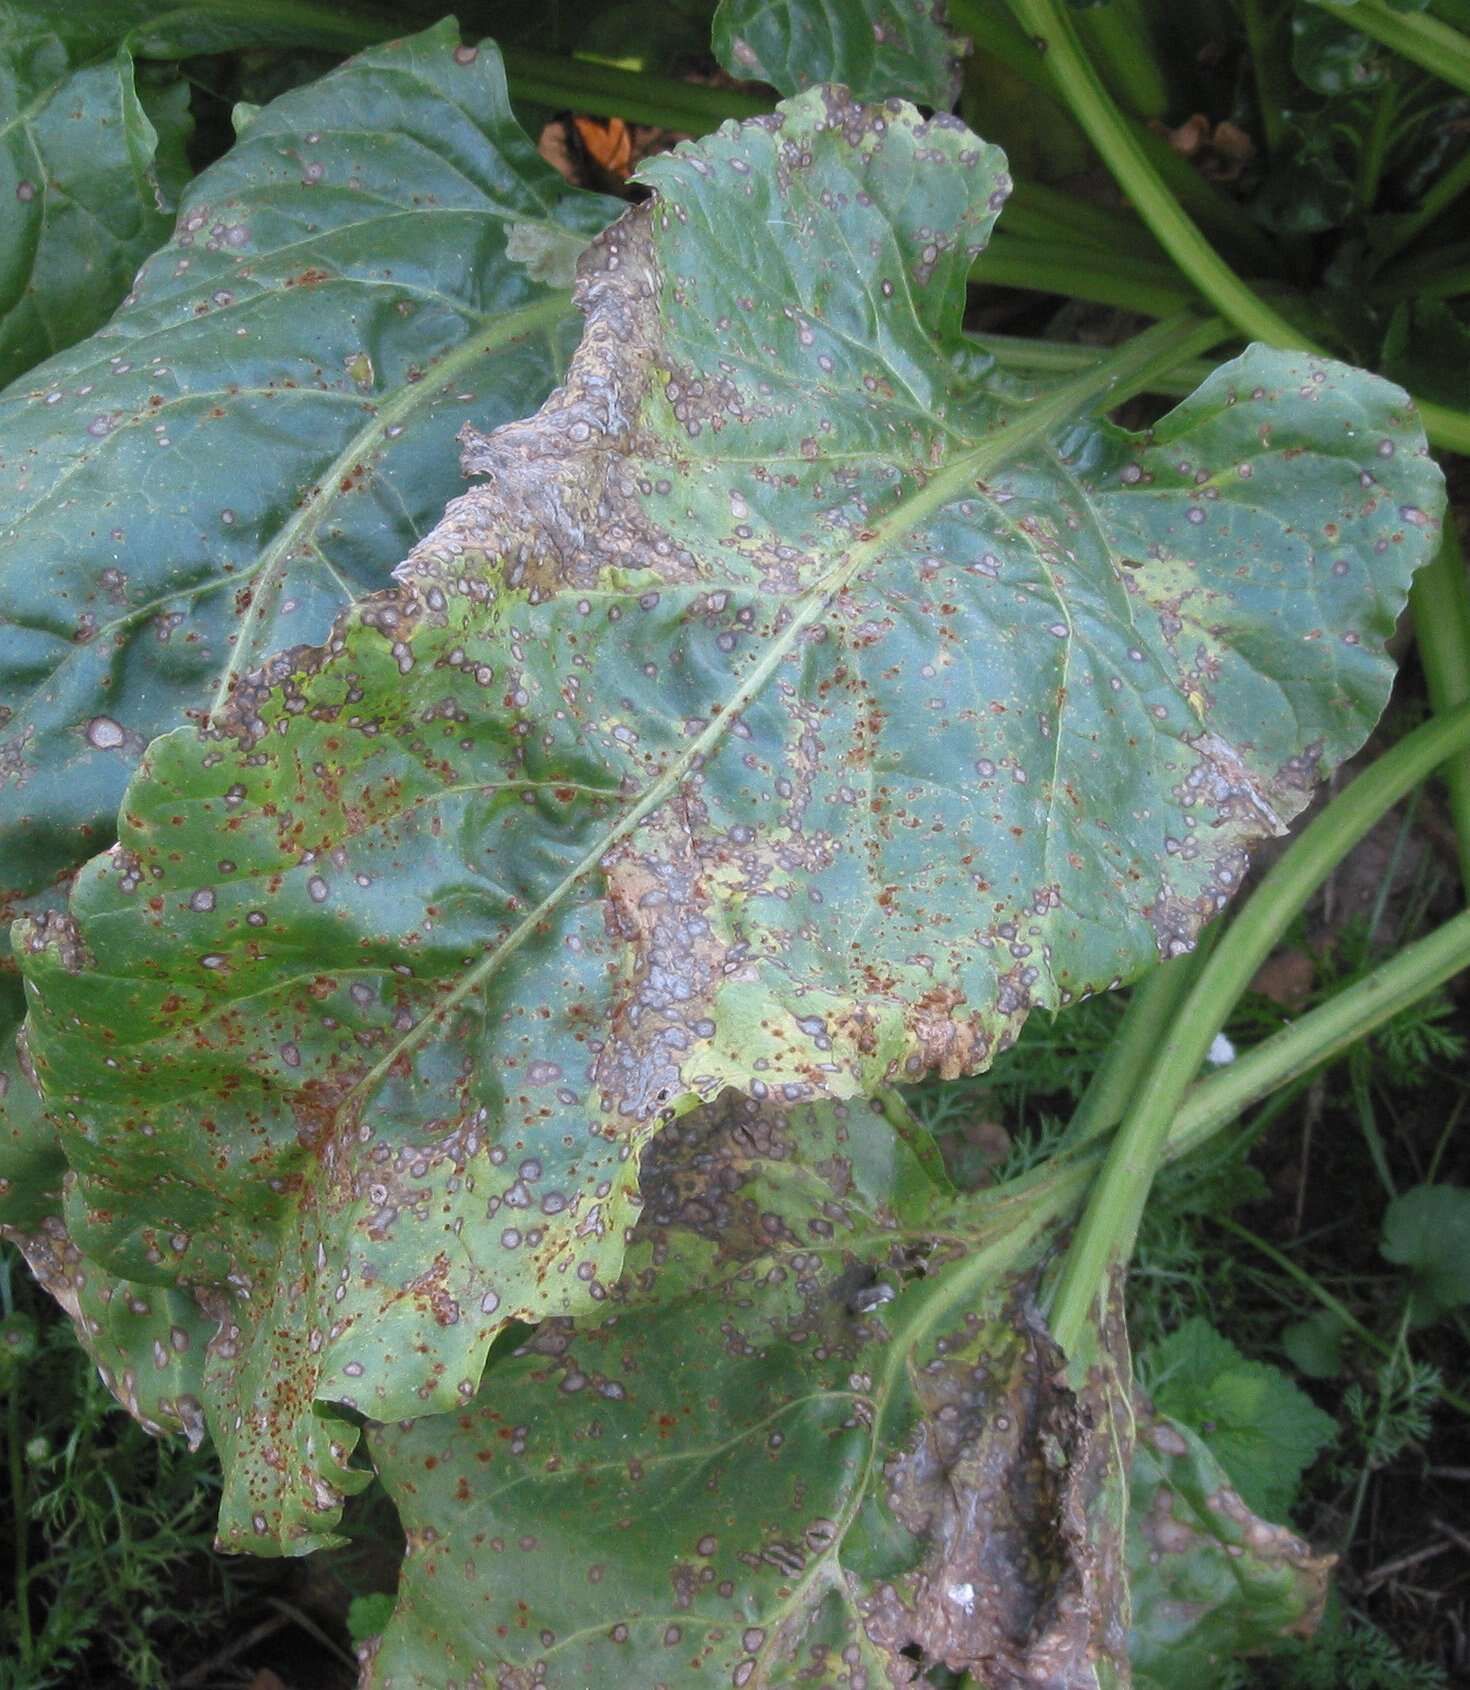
[364,1095,1127,1689]
[13,87,1440,1548]
[0,17,611,952]
[712,0,967,107]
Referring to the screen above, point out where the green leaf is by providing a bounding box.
[1292,6,1389,95]
[0,976,63,1230]
[0,1308,39,1377]
[0,3,189,387]
[1380,300,1470,413]
[363,1094,1131,1689]
[0,0,409,389]
[1379,1182,1470,1323]
[712,0,966,107]
[14,88,1437,1551]
[1128,1410,1334,1688]
[2,1216,219,1449]
[1250,123,1358,235]
[0,19,613,965]
[1142,1318,1337,1518]
[349,1592,399,1647]
[1281,1309,1349,1379]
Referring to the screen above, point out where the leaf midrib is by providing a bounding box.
[206,292,571,716]
[343,343,1175,1115]
[742,1156,1093,1686]
[0,296,575,784]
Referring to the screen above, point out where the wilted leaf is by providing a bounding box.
[1129,1410,1334,1688]
[364,1094,1131,1689]
[0,17,613,961]
[1142,1318,1337,1518]
[713,0,966,107]
[1380,1182,1470,1323]
[14,87,1438,1549]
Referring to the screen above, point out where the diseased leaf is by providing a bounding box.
[713,0,966,107]
[4,1211,220,1450]
[0,0,410,389]
[0,978,61,1229]
[1129,1411,1334,1688]
[0,17,613,957]
[13,87,1439,1550]
[1142,1317,1337,1518]
[364,1094,1133,1690]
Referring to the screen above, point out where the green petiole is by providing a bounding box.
[500,46,769,129]
[969,333,1222,396]
[1049,699,1470,1354]
[974,235,1197,317]
[1165,907,1470,1164]
[1002,0,1470,459]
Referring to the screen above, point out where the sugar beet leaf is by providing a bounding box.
[363,1094,1332,1689]
[10,80,1441,1555]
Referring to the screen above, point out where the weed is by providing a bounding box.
[0,1247,234,1689]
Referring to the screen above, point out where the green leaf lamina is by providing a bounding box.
[12,85,1441,1550]
[713,0,967,108]
[0,15,611,1551]
[366,1097,1332,1689]
[1142,1317,1337,1519]
[364,1094,1132,1690]
[1379,1182,1470,1323]
[10,1215,221,1450]
[0,18,614,962]
[1291,7,1389,96]
[0,975,59,1229]
[0,2,189,388]
[0,0,413,389]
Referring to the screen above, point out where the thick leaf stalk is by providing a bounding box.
[1052,698,1470,1355]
